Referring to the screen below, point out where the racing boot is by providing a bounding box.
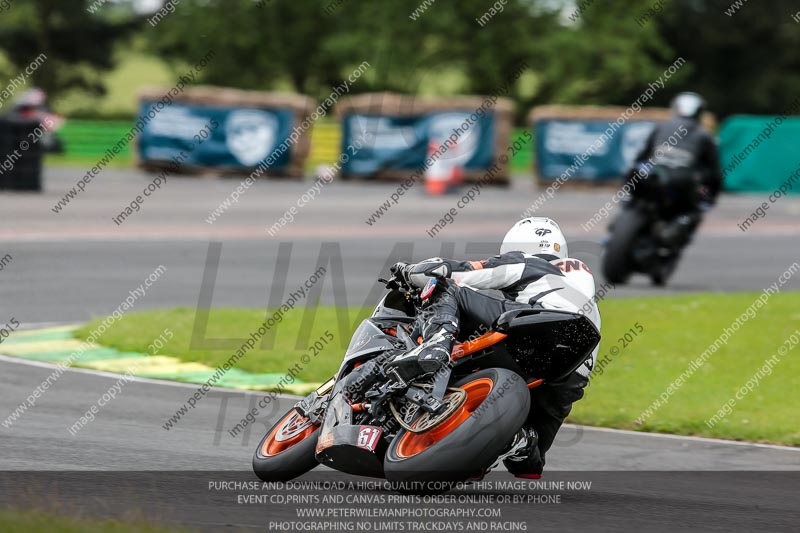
[385,329,454,383]
[467,426,540,482]
[503,427,543,479]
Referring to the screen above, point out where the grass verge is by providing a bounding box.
[75,306,371,383]
[75,292,800,445]
[0,508,189,533]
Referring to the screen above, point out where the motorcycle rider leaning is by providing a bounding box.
[625,92,723,248]
[388,217,601,478]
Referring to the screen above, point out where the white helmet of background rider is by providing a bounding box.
[671,92,706,121]
[500,217,568,259]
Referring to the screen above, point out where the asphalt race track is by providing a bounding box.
[1,168,798,322]
[1,356,798,532]
[1,168,799,531]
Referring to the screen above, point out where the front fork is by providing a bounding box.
[294,376,336,425]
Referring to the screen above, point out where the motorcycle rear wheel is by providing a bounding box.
[383,368,529,485]
[650,253,679,286]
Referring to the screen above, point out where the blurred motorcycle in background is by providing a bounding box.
[603,164,707,286]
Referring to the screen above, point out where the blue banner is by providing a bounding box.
[340,112,496,176]
[534,119,657,182]
[137,102,294,169]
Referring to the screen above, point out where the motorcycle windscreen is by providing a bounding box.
[371,290,414,320]
[342,319,396,363]
[499,310,600,382]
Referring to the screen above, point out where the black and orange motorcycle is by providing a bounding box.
[253,272,599,486]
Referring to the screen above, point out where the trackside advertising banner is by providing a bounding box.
[340,112,495,176]
[535,119,657,182]
[719,115,800,193]
[137,102,294,170]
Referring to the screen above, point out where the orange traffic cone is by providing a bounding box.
[425,140,463,195]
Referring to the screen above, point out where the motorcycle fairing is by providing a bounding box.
[495,309,600,382]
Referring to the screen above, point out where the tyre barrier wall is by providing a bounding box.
[58,94,800,197]
[136,86,315,178]
[335,92,514,185]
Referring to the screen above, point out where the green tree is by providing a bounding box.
[530,0,682,108]
[0,0,140,98]
[655,0,800,117]
[148,0,339,98]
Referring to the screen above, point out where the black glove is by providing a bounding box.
[389,259,452,290]
[406,259,452,288]
[390,262,412,287]
[391,261,410,278]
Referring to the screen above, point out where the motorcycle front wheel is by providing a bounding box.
[252,408,320,482]
[603,208,649,284]
[383,367,529,485]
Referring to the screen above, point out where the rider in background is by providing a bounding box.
[625,92,723,249]
[7,88,65,153]
[390,217,601,479]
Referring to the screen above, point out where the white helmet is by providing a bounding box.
[500,217,568,259]
[671,92,706,121]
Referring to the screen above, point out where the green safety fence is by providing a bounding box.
[48,120,134,168]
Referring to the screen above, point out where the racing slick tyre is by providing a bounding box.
[253,408,320,482]
[383,368,529,485]
[650,253,679,287]
[603,208,648,285]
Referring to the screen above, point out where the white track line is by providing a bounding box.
[17,321,79,331]
[562,423,800,452]
[14,317,79,332]
[2,353,796,452]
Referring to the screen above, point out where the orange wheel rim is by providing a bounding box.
[261,409,317,457]
[395,377,493,459]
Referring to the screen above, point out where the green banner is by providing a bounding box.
[719,115,800,193]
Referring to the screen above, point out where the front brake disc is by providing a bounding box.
[391,387,466,433]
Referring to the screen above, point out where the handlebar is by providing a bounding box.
[378,265,417,293]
